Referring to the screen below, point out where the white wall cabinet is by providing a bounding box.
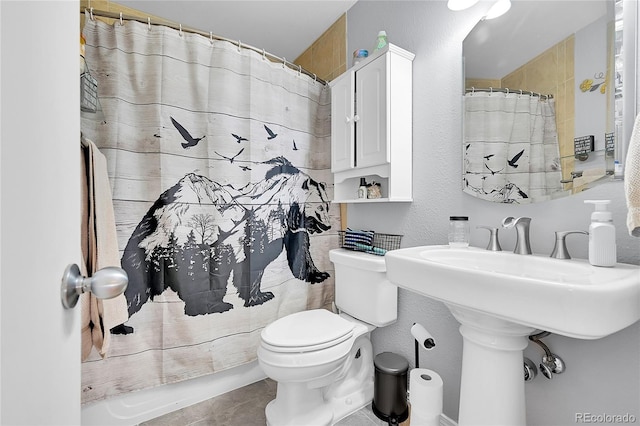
[330,43,414,203]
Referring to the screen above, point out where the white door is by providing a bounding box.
[356,53,389,169]
[1,2,81,425]
[330,71,356,172]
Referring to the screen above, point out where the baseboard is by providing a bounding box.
[440,413,457,426]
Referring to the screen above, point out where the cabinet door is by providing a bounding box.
[331,71,355,172]
[356,54,388,168]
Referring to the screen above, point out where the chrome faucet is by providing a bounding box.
[502,217,532,255]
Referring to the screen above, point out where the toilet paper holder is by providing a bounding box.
[409,323,443,426]
[411,323,435,368]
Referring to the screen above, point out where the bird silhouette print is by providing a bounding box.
[508,149,525,168]
[215,148,245,164]
[484,163,504,175]
[232,133,248,143]
[170,117,206,148]
[264,125,277,140]
[292,140,298,151]
[239,165,252,171]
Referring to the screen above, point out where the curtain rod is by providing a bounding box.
[82,7,327,86]
[465,87,553,100]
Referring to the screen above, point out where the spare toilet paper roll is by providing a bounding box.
[409,368,443,426]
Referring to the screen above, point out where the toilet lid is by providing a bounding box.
[261,309,355,352]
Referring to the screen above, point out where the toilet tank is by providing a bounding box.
[329,248,398,327]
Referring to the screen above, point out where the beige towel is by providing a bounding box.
[625,114,640,237]
[81,135,129,360]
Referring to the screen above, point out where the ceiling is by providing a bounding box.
[117,1,358,61]
[464,0,610,79]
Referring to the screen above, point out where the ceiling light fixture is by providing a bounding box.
[447,0,480,11]
[484,0,512,20]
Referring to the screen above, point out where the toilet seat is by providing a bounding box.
[261,309,355,353]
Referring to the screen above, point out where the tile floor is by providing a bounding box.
[141,378,408,425]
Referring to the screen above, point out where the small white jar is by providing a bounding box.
[448,216,470,247]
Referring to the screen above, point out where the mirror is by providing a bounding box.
[462,0,623,203]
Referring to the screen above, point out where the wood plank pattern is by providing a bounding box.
[81,17,337,404]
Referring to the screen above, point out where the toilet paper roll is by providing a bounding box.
[411,323,435,350]
[409,368,443,426]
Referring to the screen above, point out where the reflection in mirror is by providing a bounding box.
[462,0,621,203]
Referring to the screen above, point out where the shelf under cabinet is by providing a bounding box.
[332,197,412,203]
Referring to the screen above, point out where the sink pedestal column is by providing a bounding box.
[449,306,535,426]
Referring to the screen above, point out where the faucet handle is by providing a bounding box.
[550,230,589,259]
[477,226,502,251]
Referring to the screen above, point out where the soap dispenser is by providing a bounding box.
[584,200,616,267]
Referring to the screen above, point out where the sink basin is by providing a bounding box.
[385,245,640,426]
[385,245,640,339]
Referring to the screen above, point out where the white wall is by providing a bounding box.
[346,1,640,425]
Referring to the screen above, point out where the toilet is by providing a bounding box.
[257,248,398,426]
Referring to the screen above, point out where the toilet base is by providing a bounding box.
[265,384,334,426]
[326,375,374,424]
[264,335,374,426]
[265,379,374,426]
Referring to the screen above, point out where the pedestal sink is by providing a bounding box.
[385,245,640,426]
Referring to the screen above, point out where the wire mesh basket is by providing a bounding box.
[81,70,98,113]
[338,230,403,255]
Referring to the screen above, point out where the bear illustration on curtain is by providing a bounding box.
[116,156,331,330]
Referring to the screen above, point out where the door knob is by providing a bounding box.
[60,264,128,309]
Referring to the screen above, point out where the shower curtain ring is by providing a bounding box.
[89,7,94,21]
[298,65,302,76]
[506,88,509,94]
[282,58,287,69]
[313,73,317,83]
[210,32,214,44]
[238,41,242,52]
[262,49,266,60]
[119,12,123,26]
[489,87,493,95]
[148,17,151,31]
[179,24,183,37]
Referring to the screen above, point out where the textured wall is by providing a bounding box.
[346,1,639,424]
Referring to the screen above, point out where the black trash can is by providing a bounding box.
[372,352,409,425]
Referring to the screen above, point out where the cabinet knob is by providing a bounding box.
[353,115,360,122]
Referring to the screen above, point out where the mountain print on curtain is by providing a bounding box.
[120,156,331,321]
[80,16,336,404]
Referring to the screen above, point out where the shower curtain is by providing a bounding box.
[463,91,563,203]
[80,16,337,403]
